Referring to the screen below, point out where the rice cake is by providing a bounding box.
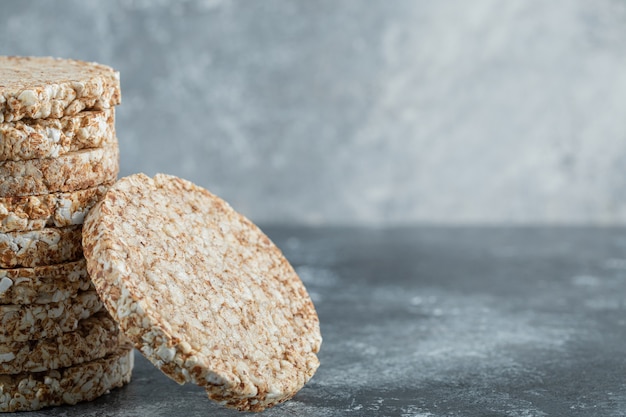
[0,259,92,305]
[0,225,83,268]
[0,56,120,123]
[0,342,133,412]
[0,184,111,233]
[0,290,103,343]
[0,109,115,162]
[0,311,123,374]
[83,173,322,411]
[0,141,118,197]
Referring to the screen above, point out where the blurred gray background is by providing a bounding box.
[2,0,626,225]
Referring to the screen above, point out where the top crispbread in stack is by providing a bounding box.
[0,56,132,412]
[0,56,120,123]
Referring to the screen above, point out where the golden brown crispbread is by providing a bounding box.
[0,109,115,162]
[0,56,120,123]
[0,225,83,268]
[0,140,118,197]
[82,173,321,411]
[0,341,133,412]
[0,289,103,343]
[0,184,112,233]
[0,259,91,305]
[0,311,123,374]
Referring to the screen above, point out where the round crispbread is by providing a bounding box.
[0,341,133,412]
[0,56,120,123]
[0,289,103,343]
[0,259,92,305]
[0,311,123,374]
[0,183,112,233]
[82,173,322,411]
[0,140,118,197]
[0,225,83,268]
[0,109,115,162]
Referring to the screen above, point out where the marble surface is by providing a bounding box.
[23,226,626,416]
[3,1,626,225]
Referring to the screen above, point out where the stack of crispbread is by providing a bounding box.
[0,56,133,412]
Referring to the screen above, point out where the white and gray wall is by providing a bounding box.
[2,0,626,225]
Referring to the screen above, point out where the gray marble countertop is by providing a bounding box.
[25,226,626,416]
